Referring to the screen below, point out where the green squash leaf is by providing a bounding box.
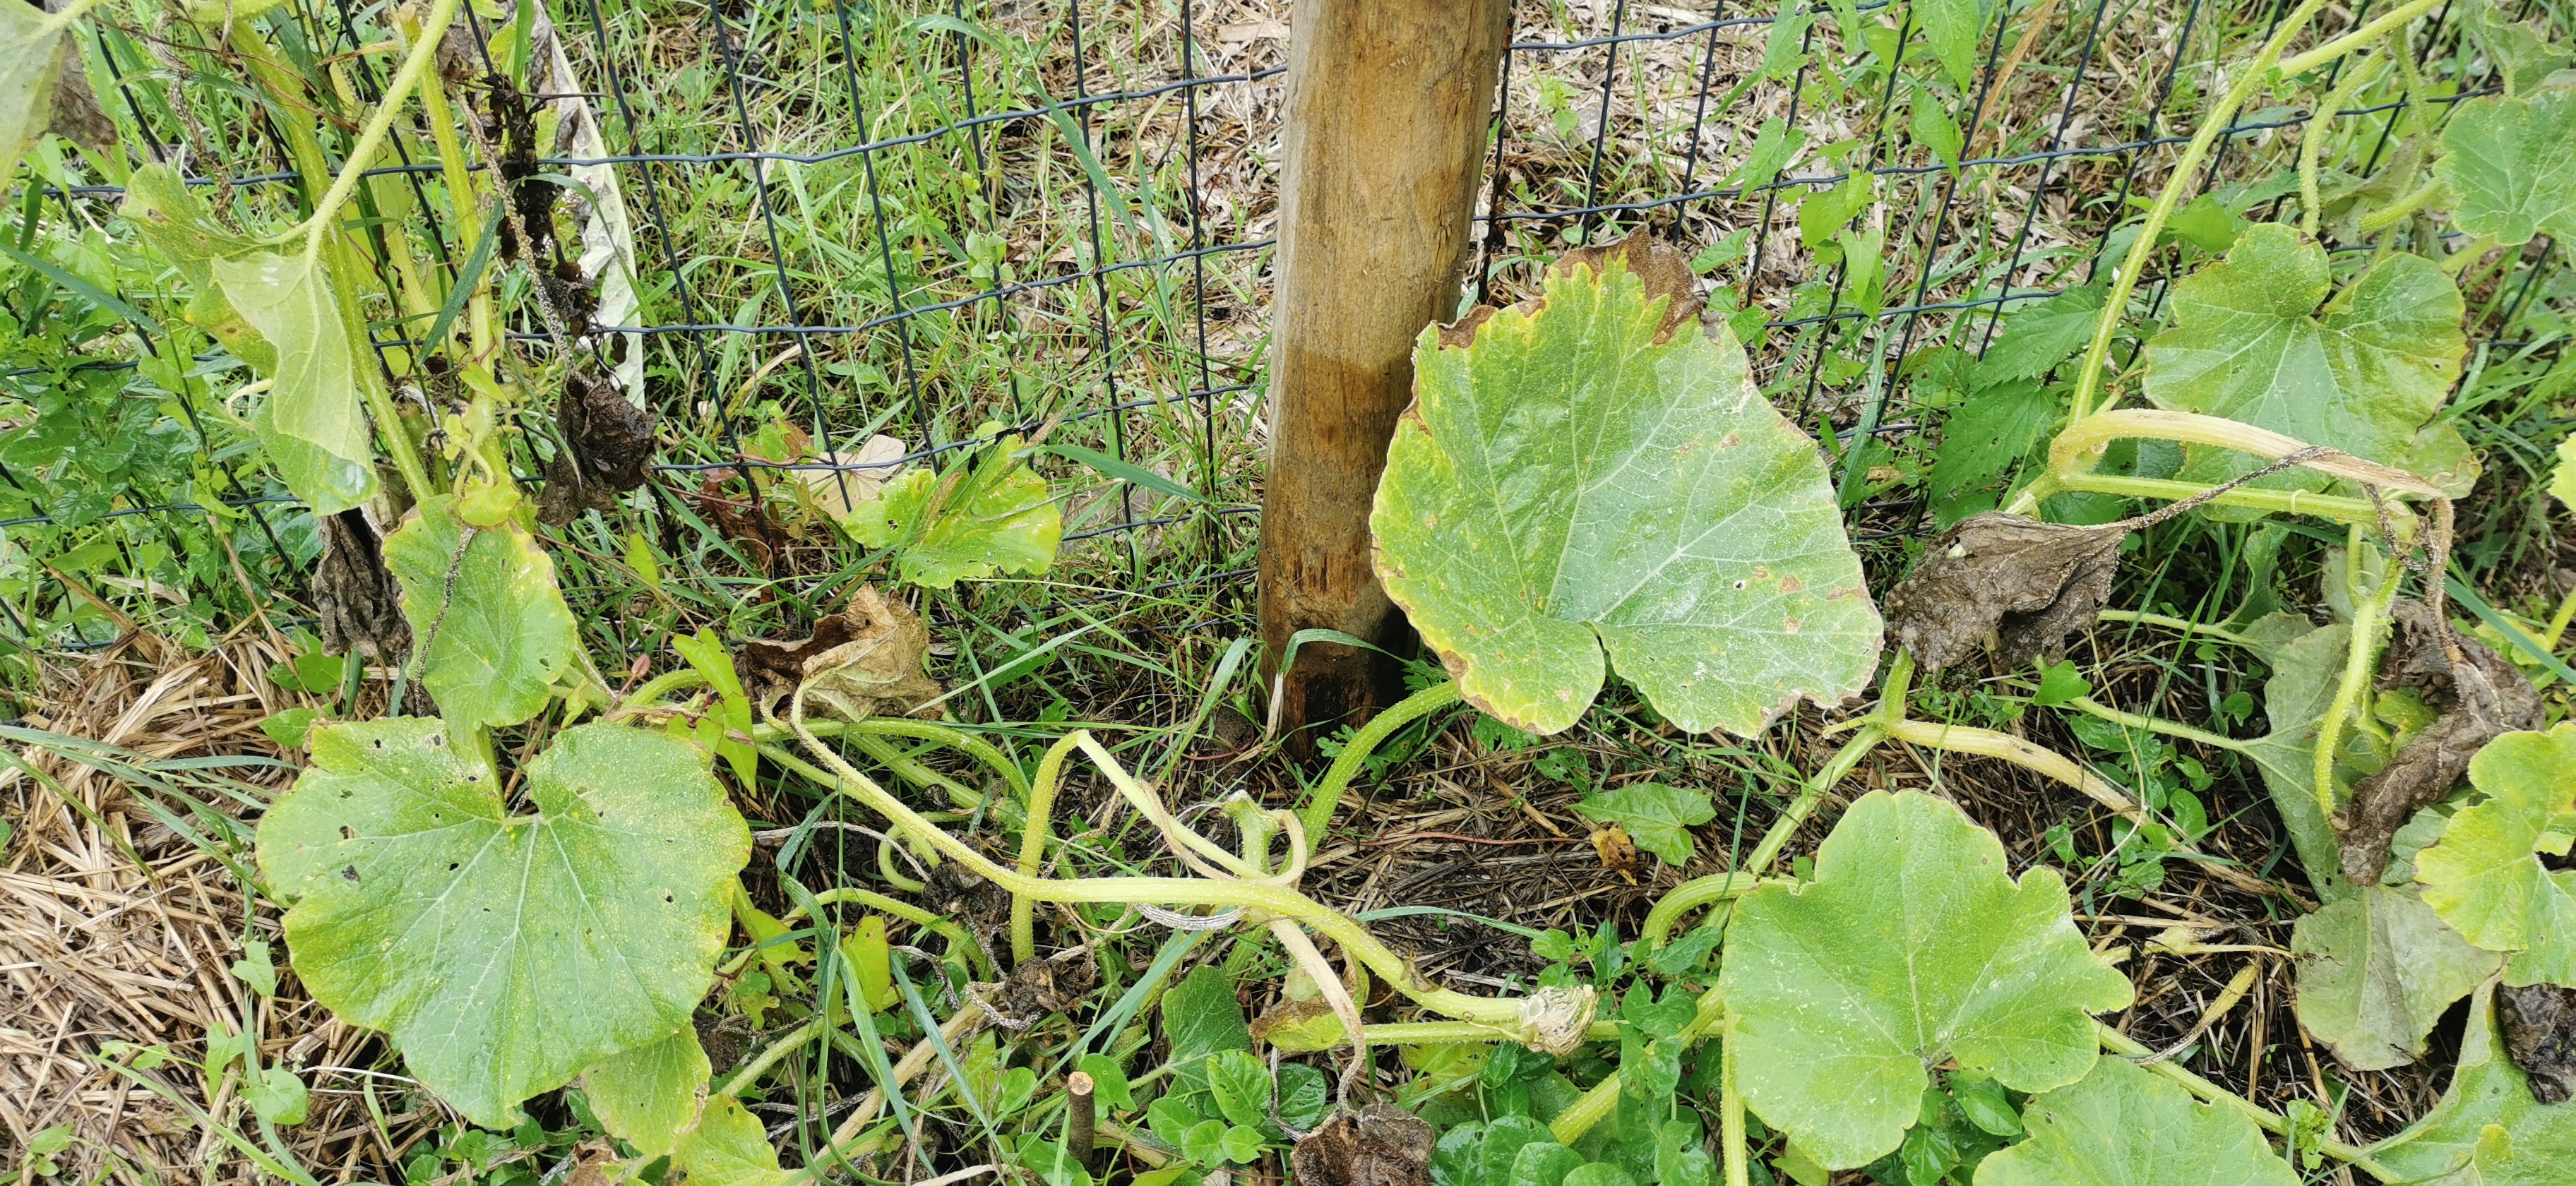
[1372,255,1882,737]
[1719,791,2133,1168]
[1571,783,1715,865]
[0,6,68,179]
[2438,90,2576,247]
[2143,222,2471,496]
[382,495,581,729]
[255,719,749,1127]
[1975,1055,2300,1186]
[2241,621,2390,892]
[211,250,378,513]
[2461,0,2574,97]
[845,442,1060,588]
[2370,983,2576,1185]
[583,1028,712,1159]
[121,165,275,371]
[1162,964,1251,1089]
[674,1094,791,1186]
[2291,885,2500,1070]
[2414,724,2576,986]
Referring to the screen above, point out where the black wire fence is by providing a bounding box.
[1,0,2562,653]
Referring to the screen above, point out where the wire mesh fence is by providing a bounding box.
[2,0,2563,653]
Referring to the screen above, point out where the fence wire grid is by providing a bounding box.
[1,0,2565,653]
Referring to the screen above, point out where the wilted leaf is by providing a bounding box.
[1373,248,1881,737]
[1571,783,1714,865]
[2414,724,2576,986]
[121,165,275,371]
[382,494,581,729]
[213,251,379,514]
[1882,512,2125,672]
[256,720,750,1127]
[734,586,943,716]
[2371,984,2576,1185]
[1291,1105,1434,1186]
[844,441,1059,588]
[2438,90,2576,247]
[583,1028,712,1158]
[537,373,658,526]
[2292,885,2499,1071]
[1,6,68,178]
[2500,984,2576,1105]
[2143,223,2471,496]
[1720,791,2134,1168]
[1975,1055,2299,1186]
[2337,600,2545,886]
[314,510,408,661]
[798,433,908,521]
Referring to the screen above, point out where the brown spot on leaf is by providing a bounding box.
[1884,513,2129,672]
[2334,599,2544,886]
[1290,1106,1436,1186]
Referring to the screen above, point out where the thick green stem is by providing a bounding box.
[2067,697,2250,752]
[290,0,465,258]
[2315,543,2404,820]
[1011,734,1084,964]
[1722,1031,1749,1186]
[2026,471,2413,532]
[2066,0,2326,425]
[1298,680,1462,840]
[2096,1025,2398,1180]
[2276,0,2443,76]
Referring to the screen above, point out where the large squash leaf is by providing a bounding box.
[2241,620,2392,897]
[2438,90,2576,247]
[212,251,378,513]
[2142,223,2471,496]
[1719,791,2133,1168]
[382,494,581,729]
[256,719,749,1128]
[843,442,1060,588]
[1974,1055,2299,1186]
[1371,256,1881,737]
[2414,724,2576,986]
[2371,983,2576,1185]
[2291,885,2499,1070]
[121,166,275,371]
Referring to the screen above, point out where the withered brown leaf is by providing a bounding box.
[1290,1105,1436,1186]
[2334,599,2545,886]
[2499,982,2576,1105]
[314,509,409,660]
[537,373,658,526]
[1883,512,2128,673]
[736,586,945,717]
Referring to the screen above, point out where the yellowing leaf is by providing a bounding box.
[1719,791,2133,1168]
[844,443,1060,588]
[2551,436,2575,510]
[2414,724,2576,986]
[255,720,750,1128]
[2437,90,2576,247]
[382,495,581,730]
[1976,1056,2299,1186]
[0,6,68,179]
[2291,885,2499,1070]
[1570,783,1714,865]
[2144,223,2471,498]
[584,1028,712,1159]
[797,433,908,522]
[213,250,378,514]
[1371,253,1882,737]
[674,1095,790,1186]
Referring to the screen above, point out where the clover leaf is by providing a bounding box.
[1372,254,1881,737]
[1719,791,2133,1168]
[2414,724,2576,986]
[256,719,749,1127]
[382,494,582,730]
[2291,885,2499,1070]
[2143,222,2471,496]
[2437,90,2576,247]
[1976,1056,2300,1186]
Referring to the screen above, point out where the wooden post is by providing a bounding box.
[1258,0,1510,756]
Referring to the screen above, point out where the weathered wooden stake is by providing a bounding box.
[1258,0,1510,755]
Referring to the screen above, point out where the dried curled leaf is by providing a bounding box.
[2336,599,2545,886]
[1883,512,2127,672]
[537,373,658,527]
[314,509,409,661]
[1290,1105,1436,1186]
[737,587,943,717]
[2499,983,2576,1106]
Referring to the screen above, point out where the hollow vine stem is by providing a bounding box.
[1010,733,1084,964]
[1296,678,1463,839]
